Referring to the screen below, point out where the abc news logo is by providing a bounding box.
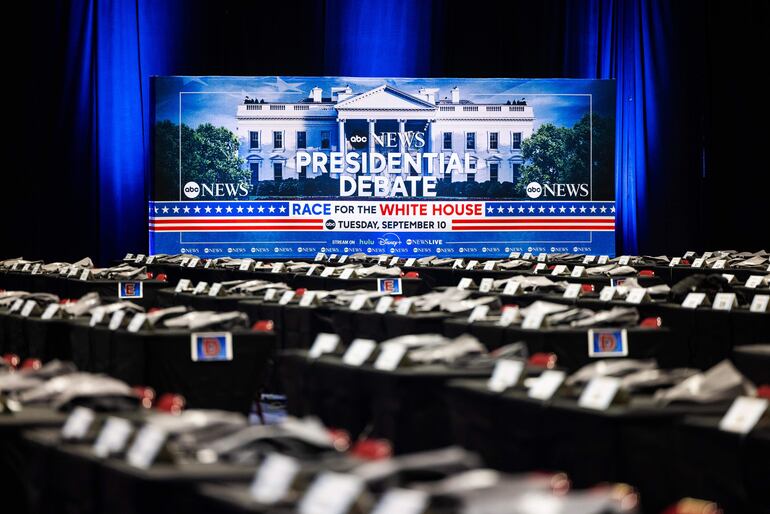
[526,181,589,199]
[349,135,368,143]
[183,181,249,199]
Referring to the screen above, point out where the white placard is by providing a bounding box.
[618,256,630,265]
[61,407,96,440]
[305,264,319,276]
[299,291,316,307]
[599,286,618,302]
[109,310,126,331]
[68,267,80,277]
[395,298,413,315]
[578,376,622,410]
[349,294,369,311]
[669,257,681,267]
[452,258,464,269]
[79,269,90,281]
[374,343,407,371]
[483,260,496,271]
[457,277,474,290]
[342,339,377,366]
[509,251,521,259]
[10,299,24,313]
[126,425,167,469]
[719,397,768,434]
[93,417,134,458]
[702,252,713,260]
[712,259,727,269]
[750,294,770,313]
[314,252,326,262]
[537,253,548,262]
[683,251,696,259]
[745,275,764,289]
[328,253,338,262]
[478,278,494,293]
[722,273,736,284]
[404,257,416,267]
[320,266,336,277]
[691,258,705,268]
[193,281,208,295]
[465,260,479,270]
[551,265,568,276]
[174,278,191,293]
[125,253,135,260]
[625,288,649,304]
[528,370,566,401]
[145,255,156,264]
[308,333,340,359]
[179,258,189,267]
[522,252,533,260]
[238,260,254,271]
[563,283,582,299]
[250,453,300,504]
[389,256,399,266]
[467,305,489,322]
[498,306,520,327]
[533,263,547,273]
[502,281,521,295]
[135,254,146,263]
[89,309,105,327]
[298,472,364,514]
[278,291,295,305]
[21,300,37,317]
[371,488,429,514]
[31,263,41,274]
[375,296,394,314]
[187,258,199,268]
[682,292,708,309]
[488,359,525,393]
[583,255,596,264]
[204,259,213,268]
[208,283,223,297]
[41,303,59,320]
[339,268,356,280]
[597,255,609,264]
[571,265,586,278]
[127,313,147,333]
[713,292,737,311]
[521,310,546,330]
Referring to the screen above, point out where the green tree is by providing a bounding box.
[154,120,180,199]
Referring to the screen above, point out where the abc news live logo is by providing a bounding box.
[525,182,589,199]
[183,181,249,199]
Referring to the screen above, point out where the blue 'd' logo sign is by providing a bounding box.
[190,332,233,362]
[118,281,143,299]
[377,278,403,295]
[588,329,628,357]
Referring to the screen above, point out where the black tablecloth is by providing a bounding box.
[279,350,490,454]
[731,345,770,385]
[445,379,733,513]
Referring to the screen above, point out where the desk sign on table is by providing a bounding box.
[118,281,143,299]
[587,329,628,357]
[377,278,402,295]
[190,332,233,361]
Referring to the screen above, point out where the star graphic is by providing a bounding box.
[258,206,265,213]
[580,206,586,213]
[549,206,556,213]
[205,206,212,213]
[279,206,287,213]
[600,206,607,213]
[154,207,158,214]
[569,206,576,213]
[610,206,616,213]
[528,206,535,213]
[194,206,201,213]
[538,206,545,213]
[215,206,223,213]
[518,206,525,213]
[173,206,180,213]
[497,206,504,213]
[237,206,244,213]
[162,206,169,213]
[183,206,190,213]
[590,206,597,213]
[559,206,566,213]
[226,206,233,213]
[269,205,276,213]
[247,206,254,213]
[487,206,494,213]
[507,206,514,213]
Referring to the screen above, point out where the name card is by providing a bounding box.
[263,289,277,301]
[208,283,223,297]
[278,291,295,305]
[467,305,489,323]
[135,254,146,263]
[174,278,191,293]
[127,313,147,333]
[118,281,143,299]
[299,292,316,307]
[109,310,126,331]
[599,286,618,302]
[79,269,90,281]
[349,294,369,311]
[272,263,285,273]
[457,277,474,290]
[308,333,340,359]
[522,252,533,260]
[682,292,708,309]
[701,251,713,259]
[375,296,394,314]
[126,425,167,469]
[498,306,520,327]
[342,339,377,366]
[329,253,338,262]
[41,303,59,320]
[509,251,521,259]
[683,251,696,259]
[298,472,364,514]
[713,292,737,311]
[578,376,622,410]
[551,265,568,276]
[192,281,208,295]
[89,309,105,327]
[452,259,464,269]
[125,253,135,260]
[625,288,650,304]
[187,258,199,268]
[719,397,768,434]
[320,266,336,277]
[521,310,546,330]
[404,257,416,267]
[537,253,548,262]
[377,278,402,295]
[190,332,233,362]
[68,267,79,277]
[528,370,566,401]
[389,256,399,266]
[712,259,727,269]
[533,263,547,273]
[478,278,494,293]
[465,260,479,270]
[239,261,254,271]
[721,273,736,284]
[338,255,349,264]
[618,256,630,265]
[21,300,37,318]
[93,417,134,458]
[180,258,189,267]
[204,259,213,268]
[571,266,586,277]
[597,255,609,264]
[669,257,681,267]
[306,264,319,276]
[488,359,525,393]
[588,329,628,357]
[61,406,96,440]
[691,258,705,268]
[483,261,496,271]
[10,299,24,313]
[563,283,582,299]
[395,299,414,315]
[146,255,156,264]
[583,255,596,264]
[502,281,521,296]
[339,268,356,280]
[374,343,407,371]
[250,453,300,504]
[745,275,764,289]
[750,294,770,313]
[314,252,326,262]
[370,488,429,514]
[31,263,41,274]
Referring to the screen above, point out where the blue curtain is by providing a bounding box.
[564,0,672,255]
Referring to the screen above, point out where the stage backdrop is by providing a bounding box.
[151,77,615,258]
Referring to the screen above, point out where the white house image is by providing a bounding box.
[235,84,535,185]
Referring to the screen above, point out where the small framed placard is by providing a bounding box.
[682,292,708,309]
[190,332,233,362]
[118,281,143,299]
[597,255,609,264]
[377,278,403,295]
[563,283,582,299]
[502,281,521,296]
[478,278,494,293]
[571,266,586,278]
[750,294,769,313]
[745,275,764,289]
[588,329,628,357]
[712,292,737,311]
[691,258,705,268]
[583,255,596,264]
